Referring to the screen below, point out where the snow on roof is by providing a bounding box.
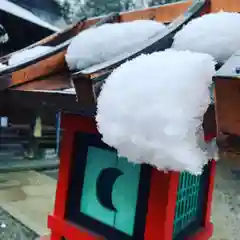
[1,0,60,32]
[0,63,7,69]
[65,20,166,70]
[8,46,54,65]
[172,12,240,63]
[29,89,75,94]
[62,88,76,93]
[96,49,216,175]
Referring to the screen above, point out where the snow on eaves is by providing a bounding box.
[65,20,166,70]
[0,63,7,69]
[172,12,240,63]
[96,49,216,175]
[0,46,53,68]
[62,88,76,93]
[1,0,60,32]
[8,46,53,65]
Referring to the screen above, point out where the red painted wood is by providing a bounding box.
[52,114,98,218]
[50,232,62,240]
[187,222,214,240]
[53,128,74,217]
[200,0,211,16]
[61,113,98,133]
[203,133,216,227]
[48,215,103,240]
[203,160,216,227]
[49,114,101,239]
[204,134,216,142]
[144,169,179,240]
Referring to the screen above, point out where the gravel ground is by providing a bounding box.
[0,208,37,240]
[0,160,239,240]
[211,156,240,240]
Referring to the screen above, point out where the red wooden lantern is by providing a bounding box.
[42,110,216,240]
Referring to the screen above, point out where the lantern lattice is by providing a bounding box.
[173,164,210,239]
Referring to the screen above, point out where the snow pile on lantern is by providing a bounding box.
[172,12,240,63]
[96,49,216,175]
[8,46,53,65]
[65,20,166,70]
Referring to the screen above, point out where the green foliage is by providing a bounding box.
[59,0,73,23]
[58,0,186,23]
[149,0,184,7]
[83,0,121,16]
[77,0,135,18]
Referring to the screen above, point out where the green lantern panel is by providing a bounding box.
[80,146,141,236]
[65,132,151,240]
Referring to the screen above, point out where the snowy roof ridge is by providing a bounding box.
[1,0,60,32]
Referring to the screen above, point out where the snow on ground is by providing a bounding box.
[172,12,240,63]
[65,20,166,70]
[8,46,53,65]
[96,49,216,175]
[1,0,60,32]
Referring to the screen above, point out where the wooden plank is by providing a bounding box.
[11,51,68,86]
[214,78,240,136]
[211,0,240,12]
[0,171,56,236]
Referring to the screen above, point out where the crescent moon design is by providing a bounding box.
[96,167,123,212]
